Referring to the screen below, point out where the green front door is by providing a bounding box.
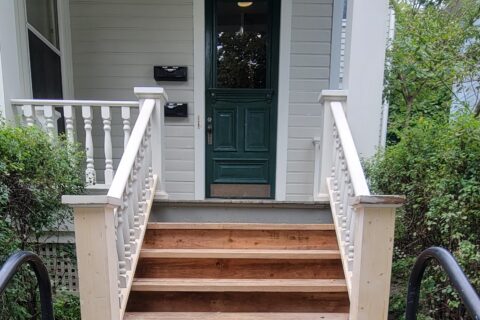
[205,0,280,198]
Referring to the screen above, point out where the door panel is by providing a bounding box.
[206,0,280,198]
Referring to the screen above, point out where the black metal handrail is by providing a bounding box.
[405,246,480,320]
[0,251,54,320]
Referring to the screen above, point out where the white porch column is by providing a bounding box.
[342,0,390,158]
[0,0,31,121]
[134,87,168,199]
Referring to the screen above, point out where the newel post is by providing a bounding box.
[349,195,405,320]
[62,195,122,320]
[134,87,168,199]
[318,90,348,197]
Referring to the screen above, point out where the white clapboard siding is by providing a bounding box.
[287,0,333,201]
[70,0,195,199]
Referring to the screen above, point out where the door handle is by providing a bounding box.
[207,117,213,145]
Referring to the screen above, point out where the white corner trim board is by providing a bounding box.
[193,0,206,200]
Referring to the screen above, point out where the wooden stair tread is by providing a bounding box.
[140,248,340,259]
[124,312,349,320]
[131,278,348,292]
[147,222,335,231]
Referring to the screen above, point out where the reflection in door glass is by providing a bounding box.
[216,0,268,89]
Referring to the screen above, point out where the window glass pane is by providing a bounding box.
[26,0,59,49]
[216,0,268,88]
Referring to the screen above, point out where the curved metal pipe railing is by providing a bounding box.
[406,246,480,320]
[0,251,54,320]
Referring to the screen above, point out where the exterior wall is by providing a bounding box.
[69,0,334,201]
[69,0,195,199]
[286,0,333,201]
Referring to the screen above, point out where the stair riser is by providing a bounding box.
[135,258,344,279]
[143,229,338,250]
[127,292,349,313]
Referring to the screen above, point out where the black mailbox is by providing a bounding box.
[165,102,188,117]
[154,66,188,81]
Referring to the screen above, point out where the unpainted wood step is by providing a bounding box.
[131,278,348,293]
[143,224,338,250]
[124,312,349,320]
[135,256,344,279]
[147,222,335,230]
[126,291,349,313]
[140,248,340,259]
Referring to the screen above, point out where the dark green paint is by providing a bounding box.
[205,0,280,198]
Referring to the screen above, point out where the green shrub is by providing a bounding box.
[366,114,480,319]
[0,124,84,319]
[53,293,80,320]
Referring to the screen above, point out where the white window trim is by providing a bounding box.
[16,0,74,99]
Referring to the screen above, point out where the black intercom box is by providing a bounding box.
[165,102,188,117]
[154,66,188,81]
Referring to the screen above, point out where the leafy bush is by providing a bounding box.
[53,293,80,320]
[366,115,480,319]
[0,124,84,319]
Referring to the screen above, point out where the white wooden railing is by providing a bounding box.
[11,99,139,187]
[316,90,404,320]
[62,88,167,320]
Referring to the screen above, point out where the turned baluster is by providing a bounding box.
[82,106,96,185]
[121,191,132,271]
[63,106,75,144]
[126,176,137,254]
[102,106,114,185]
[122,107,131,149]
[22,105,35,126]
[43,105,56,138]
[115,206,127,289]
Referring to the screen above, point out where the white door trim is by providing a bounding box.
[193,0,291,200]
[275,0,292,200]
[193,0,206,200]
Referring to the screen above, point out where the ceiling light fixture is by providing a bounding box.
[237,2,253,7]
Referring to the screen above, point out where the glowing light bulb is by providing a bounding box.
[237,2,253,7]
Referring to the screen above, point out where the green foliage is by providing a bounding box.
[366,114,480,319]
[0,124,84,319]
[53,293,80,320]
[385,0,480,142]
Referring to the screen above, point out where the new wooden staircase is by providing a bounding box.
[124,222,349,319]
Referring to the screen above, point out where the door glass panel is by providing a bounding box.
[26,0,59,49]
[216,0,268,88]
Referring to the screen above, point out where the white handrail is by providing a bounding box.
[11,99,139,107]
[107,99,155,201]
[329,101,370,196]
[318,90,404,319]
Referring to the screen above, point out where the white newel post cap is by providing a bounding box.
[134,87,168,101]
[318,90,348,104]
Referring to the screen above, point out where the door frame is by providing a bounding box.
[193,0,292,200]
[204,0,280,199]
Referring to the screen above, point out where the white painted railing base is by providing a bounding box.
[62,87,168,320]
[316,90,405,320]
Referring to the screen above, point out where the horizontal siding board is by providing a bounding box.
[71,0,195,196]
[286,0,333,200]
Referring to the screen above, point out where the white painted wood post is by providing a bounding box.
[312,137,322,200]
[22,105,35,126]
[122,106,131,149]
[82,105,96,186]
[134,87,168,199]
[102,106,114,185]
[43,105,55,138]
[62,196,122,320]
[63,105,75,144]
[349,196,404,320]
[318,90,348,197]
